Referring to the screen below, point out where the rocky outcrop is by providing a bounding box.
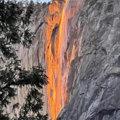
[58,0,120,120]
[13,0,120,120]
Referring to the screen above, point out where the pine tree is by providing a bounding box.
[0,1,48,120]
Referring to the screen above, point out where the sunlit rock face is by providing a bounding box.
[45,0,82,119]
[58,0,120,120]
[16,0,120,120]
[17,0,82,119]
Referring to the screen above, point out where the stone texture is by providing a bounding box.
[58,0,120,120]
[7,3,49,116]
[9,0,120,120]
[18,3,49,114]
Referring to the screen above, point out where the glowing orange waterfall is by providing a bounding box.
[45,0,72,120]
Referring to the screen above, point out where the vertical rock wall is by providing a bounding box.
[45,0,83,119]
[58,0,120,120]
[15,0,120,120]
[15,4,49,115]
[18,0,84,119]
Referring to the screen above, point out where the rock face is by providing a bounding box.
[10,3,49,116]
[58,0,120,120]
[16,0,120,120]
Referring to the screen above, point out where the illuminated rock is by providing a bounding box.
[13,0,120,120]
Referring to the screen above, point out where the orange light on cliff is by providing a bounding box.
[45,0,69,120]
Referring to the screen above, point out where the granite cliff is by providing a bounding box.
[58,0,120,120]
[16,0,120,120]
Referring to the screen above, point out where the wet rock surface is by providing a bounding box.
[58,0,120,120]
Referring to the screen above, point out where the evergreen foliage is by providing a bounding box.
[0,0,48,120]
